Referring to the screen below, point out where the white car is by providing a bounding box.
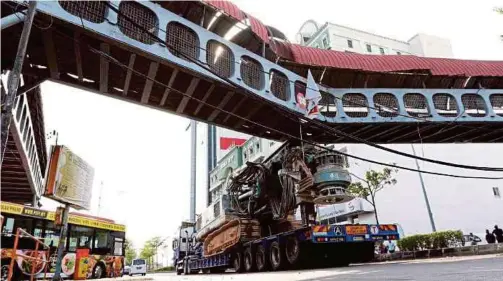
[129,259,147,276]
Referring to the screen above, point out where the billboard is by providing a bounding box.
[44,145,95,210]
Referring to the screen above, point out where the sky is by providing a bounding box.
[35,0,503,265]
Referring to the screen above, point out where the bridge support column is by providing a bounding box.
[1,1,37,165]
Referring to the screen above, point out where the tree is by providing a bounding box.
[125,239,137,265]
[347,166,398,225]
[496,7,503,40]
[139,242,155,270]
[140,236,168,270]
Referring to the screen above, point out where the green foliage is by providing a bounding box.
[154,266,175,272]
[139,236,168,269]
[348,166,398,201]
[495,7,503,14]
[348,166,398,224]
[125,238,137,265]
[397,230,463,251]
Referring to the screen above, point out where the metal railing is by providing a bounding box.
[7,228,50,281]
[10,93,45,198]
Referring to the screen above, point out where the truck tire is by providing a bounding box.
[255,245,268,272]
[244,247,255,272]
[285,236,301,267]
[269,241,285,271]
[232,251,244,273]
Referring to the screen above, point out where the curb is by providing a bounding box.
[374,244,503,262]
[69,277,154,281]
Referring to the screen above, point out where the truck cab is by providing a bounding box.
[172,221,197,275]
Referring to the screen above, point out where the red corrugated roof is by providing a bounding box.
[247,14,269,43]
[204,1,503,78]
[285,44,503,77]
[203,0,245,20]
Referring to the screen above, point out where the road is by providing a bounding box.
[149,255,503,281]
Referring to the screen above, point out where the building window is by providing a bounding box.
[366,44,372,52]
[396,51,401,55]
[347,39,353,48]
[493,187,501,198]
[379,47,385,55]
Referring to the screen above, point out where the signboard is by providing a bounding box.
[345,225,368,235]
[45,145,95,210]
[1,201,125,232]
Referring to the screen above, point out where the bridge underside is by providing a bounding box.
[2,1,502,145]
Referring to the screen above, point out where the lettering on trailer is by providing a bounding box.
[370,225,379,235]
[345,225,368,235]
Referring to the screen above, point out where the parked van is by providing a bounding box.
[129,259,147,276]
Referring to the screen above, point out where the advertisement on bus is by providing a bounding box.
[44,145,95,210]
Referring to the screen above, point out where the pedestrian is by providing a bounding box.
[387,240,396,254]
[468,233,478,246]
[485,229,496,244]
[493,225,503,243]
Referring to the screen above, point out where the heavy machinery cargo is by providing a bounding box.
[172,140,400,274]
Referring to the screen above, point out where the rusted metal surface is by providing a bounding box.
[203,218,260,256]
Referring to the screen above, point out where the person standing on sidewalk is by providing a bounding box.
[485,229,496,244]
[493,225,503,243]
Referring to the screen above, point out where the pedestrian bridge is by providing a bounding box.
[1,1,502,204]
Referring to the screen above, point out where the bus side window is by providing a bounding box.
[3,217,15,235]
[33,219,44,238]
[113,237,124,256]
[93,230,110,255]
[69,226,94,252]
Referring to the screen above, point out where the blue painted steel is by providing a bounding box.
[24,1,502,128]
[313,169,351,185]
[311,224,400,243]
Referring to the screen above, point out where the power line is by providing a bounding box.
[7,3,503,179]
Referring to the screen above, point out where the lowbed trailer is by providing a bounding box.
[178,223,399,274]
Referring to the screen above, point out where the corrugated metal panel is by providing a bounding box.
[203,0,245,20]
[286,44,503,77]
[247,14,269,43]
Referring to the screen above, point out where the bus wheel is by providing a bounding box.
[269,241,285,271]
[232,251,243,273]
[92,264,105,279]
[1,263,9,281]
[285,236,301,267]
[244,247,255,272]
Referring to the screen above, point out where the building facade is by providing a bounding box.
[296,20,454,58]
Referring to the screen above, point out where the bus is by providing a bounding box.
[1,201,126,280]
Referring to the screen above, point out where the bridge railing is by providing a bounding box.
[10,92,45,199]
[29,1,503,125]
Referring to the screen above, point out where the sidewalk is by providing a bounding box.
[375,243,503,262]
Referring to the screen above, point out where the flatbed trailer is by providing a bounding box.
[179,223,399,274]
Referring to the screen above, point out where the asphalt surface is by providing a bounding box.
[149,254,503,281]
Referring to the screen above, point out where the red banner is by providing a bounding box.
[220,137,246,150]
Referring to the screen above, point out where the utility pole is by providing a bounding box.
[189,120,197,223]
[1,1,37,164]
[97,181,104,217]
[411,144,437,232]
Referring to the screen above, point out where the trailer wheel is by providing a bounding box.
[269,241,285,271]
[232,251,244,273]
[244,247,255,272]
[255,245,267,272]
[285,236,301,266]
